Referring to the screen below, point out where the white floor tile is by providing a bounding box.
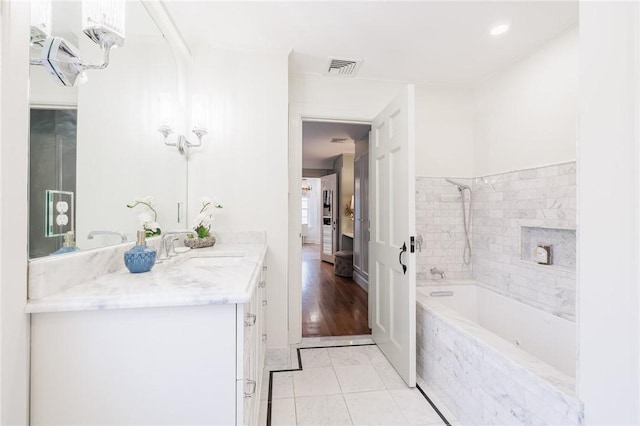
[293,367,342,397]
[334,364,386,393]
[273,371,295,399]
[300,348,332,368]
[374,361,409,391]
[271,397,297,426]
[329,346,375,367]
[390,388,444,425]
[343,390,409,426]
[295,394,353,426]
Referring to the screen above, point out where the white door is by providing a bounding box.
[369,85,416,386]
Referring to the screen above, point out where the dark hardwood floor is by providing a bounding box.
[301,244,371,337]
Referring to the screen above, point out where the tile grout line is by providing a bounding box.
[266,343,450,426]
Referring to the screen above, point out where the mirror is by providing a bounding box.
[28,1,187,259]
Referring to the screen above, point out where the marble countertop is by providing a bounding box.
[25,242,267,314]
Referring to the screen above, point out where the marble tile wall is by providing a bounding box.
[417,304,583,425]
[415,178,473,281]
[471,162,576,320]
[416,162,576,320]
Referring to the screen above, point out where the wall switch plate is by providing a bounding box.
[533,245,552,265]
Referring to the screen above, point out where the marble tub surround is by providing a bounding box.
[416,177,473,281]
[416,162,576,320]
[26,231,267,314]
[471,162,576,320]
[417,299,583,425]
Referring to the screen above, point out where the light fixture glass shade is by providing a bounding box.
[30,0,52,45]
[41,37,88,87]
[157,93,175,131]
[191,95,209,132]
[82,0,126,48]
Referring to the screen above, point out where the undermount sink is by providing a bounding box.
[178,252,246,268]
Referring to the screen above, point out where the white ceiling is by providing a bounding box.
[163,1,577,164]
[164,1,578,87]
[302,121,371,168]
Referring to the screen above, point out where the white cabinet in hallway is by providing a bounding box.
[320,173,338,264]
[30,260,268,426]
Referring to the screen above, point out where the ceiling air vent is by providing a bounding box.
[330,138,350,144]
[326,58,361,76]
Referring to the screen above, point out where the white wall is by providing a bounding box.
[29,66,78,107]
[290,73,405,121]
[415,86,474,178]
[578,3,640,424]
[291,73,475,179]
[0,2,30,424]
[474,27,578,177]
[189,47,289,349]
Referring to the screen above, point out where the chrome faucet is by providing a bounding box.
[430,267,445,279]
[158,230,194,260]
[87,230,127,243]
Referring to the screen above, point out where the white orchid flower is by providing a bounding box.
[146,221,160,230]
[138,212,153,225]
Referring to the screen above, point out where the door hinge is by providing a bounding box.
[410,236,415,253]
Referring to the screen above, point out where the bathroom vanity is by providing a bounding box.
[26,235,267,426]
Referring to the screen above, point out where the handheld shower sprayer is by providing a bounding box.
[444,177,472,265]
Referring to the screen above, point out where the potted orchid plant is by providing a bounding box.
[126,196,161,237]
[185,196,223,249]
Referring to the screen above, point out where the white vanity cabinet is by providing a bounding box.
[30,262,268,426]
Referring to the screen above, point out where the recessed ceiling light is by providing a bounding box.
[490,23,510,36]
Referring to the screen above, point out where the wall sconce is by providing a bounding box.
[30,0,126,87]
[301,179,312,195]
[345,195,354,220]
[30,0,52,46]
[159,95,209,156]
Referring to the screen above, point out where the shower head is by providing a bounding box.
[445,178,470,191]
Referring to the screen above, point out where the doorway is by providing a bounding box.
[300,120,371,337]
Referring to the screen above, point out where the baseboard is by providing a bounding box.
[353,269,369,292]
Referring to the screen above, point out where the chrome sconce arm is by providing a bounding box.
[160,125,208,155]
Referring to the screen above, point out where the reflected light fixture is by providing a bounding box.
[301,179,312,195]
[345,195,354,220]
[159,95,209,156]
[490,23,510,36]
[30,0,126,87]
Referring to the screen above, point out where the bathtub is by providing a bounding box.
[416,281,583,425]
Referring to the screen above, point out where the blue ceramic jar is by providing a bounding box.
[124,230,157,273]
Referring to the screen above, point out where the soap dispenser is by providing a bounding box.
[124,230,157,273]
[51,231,80,255]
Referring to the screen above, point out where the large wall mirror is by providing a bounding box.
[28,0,188,259]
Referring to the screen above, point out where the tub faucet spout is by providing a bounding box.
[430,267,445,279]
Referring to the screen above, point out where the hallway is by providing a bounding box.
[301,244,370,337]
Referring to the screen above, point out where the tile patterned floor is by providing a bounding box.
[263,343,452,426]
